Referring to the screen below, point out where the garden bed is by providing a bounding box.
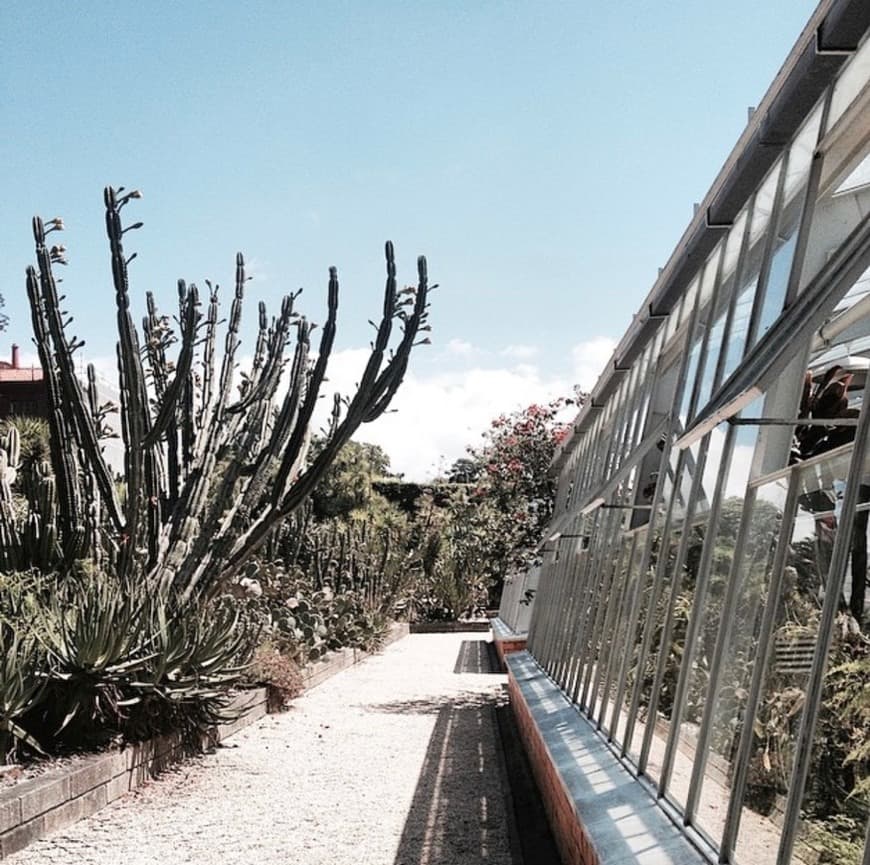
[409,619,490,633]
[0,688,267,858]
[0,621,409,859]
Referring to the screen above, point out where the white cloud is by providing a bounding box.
[313,348,582,480]
[571,336,617,392]
[445,338,478,357]
[67,335,618,483]
[500,344,539,360]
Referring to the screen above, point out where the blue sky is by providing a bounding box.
[0,1,818,477]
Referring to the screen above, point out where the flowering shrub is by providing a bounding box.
[447,393,585,604]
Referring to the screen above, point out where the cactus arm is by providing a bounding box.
[227,294,295,416]
[143,292,180,505]
[0,447,21,570]
[30,220,124,533]
[230,319,311,522]
[270,271,339,504]
[25,267,87,546]
[197,284,219,431]
[212,251,430,586]
[142,283,199,448]
[214,254,246,421]
[158,256,245,568]
[362,253,429,422]
[104,186,154,572]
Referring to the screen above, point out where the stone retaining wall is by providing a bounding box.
[302,621,409,689]
[409,620,489,633]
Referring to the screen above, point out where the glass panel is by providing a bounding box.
[733,450,853,865]
[601,531,647,738]
[572,511,623,705]
[826,33,870,134]
[799,137,870,295]
[705,208,750,394]
[791,503,870,864]
[612,518,664,749]
[756,231,799,340]
[783,101,824,205]
[835,152,870,196]
[629,526,681,770]
[584,532,632,715]
[697,290,729,411]
[694,478,786,849]
[667,423,759,814]
[593,535,636,722]
[754,106,823,341]
[665,293,686,347]
[689,246,725,418]
[722,220,766,381]
[749,159,783,247]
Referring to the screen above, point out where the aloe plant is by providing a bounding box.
[15,569,258,749]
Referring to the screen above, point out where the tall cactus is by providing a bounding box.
[23,186,432,600]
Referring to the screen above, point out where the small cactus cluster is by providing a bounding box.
[266,504,415,616]
[21,187,433,598]
[0,425,59,570]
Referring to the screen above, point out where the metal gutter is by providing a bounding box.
[552,0,869,473]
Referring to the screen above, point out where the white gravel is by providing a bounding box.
[8,633,514,865]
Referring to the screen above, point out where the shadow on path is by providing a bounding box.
[392,691,514,865]
[386,638,561,865]
[452,639,501,674]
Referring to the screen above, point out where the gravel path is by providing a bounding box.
[7,633,515,865]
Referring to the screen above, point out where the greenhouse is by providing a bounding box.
[504,2,870,863]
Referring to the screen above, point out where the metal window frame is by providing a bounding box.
[588,533,636,721]
[717,475,801,860]
[676,213,870,451]
[657,421,740,801]
[775,388,870,865]
[596,531,644,735]
[575,510,628,708]
[637,435,713,778]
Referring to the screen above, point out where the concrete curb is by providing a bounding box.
[490,616,528,671]
[0,621,410,859]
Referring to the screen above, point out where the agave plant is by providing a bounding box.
[33,571,153,744]
[122,596,258,743]
[0,623,46,761]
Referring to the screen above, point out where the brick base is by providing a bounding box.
[508,675,599,865]
[493,636,528,671]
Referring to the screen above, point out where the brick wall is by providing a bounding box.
[493,636,528,672]
[508,675,599,865]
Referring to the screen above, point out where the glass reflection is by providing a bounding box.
[600,532,646,737]
[733,451,853,865]
[587,535,633,717]
[612,521,663,749]
[693,481,785,851]
[629,528,681,769]
[666,424,758,814]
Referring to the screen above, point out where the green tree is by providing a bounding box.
[310,439,394,520]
